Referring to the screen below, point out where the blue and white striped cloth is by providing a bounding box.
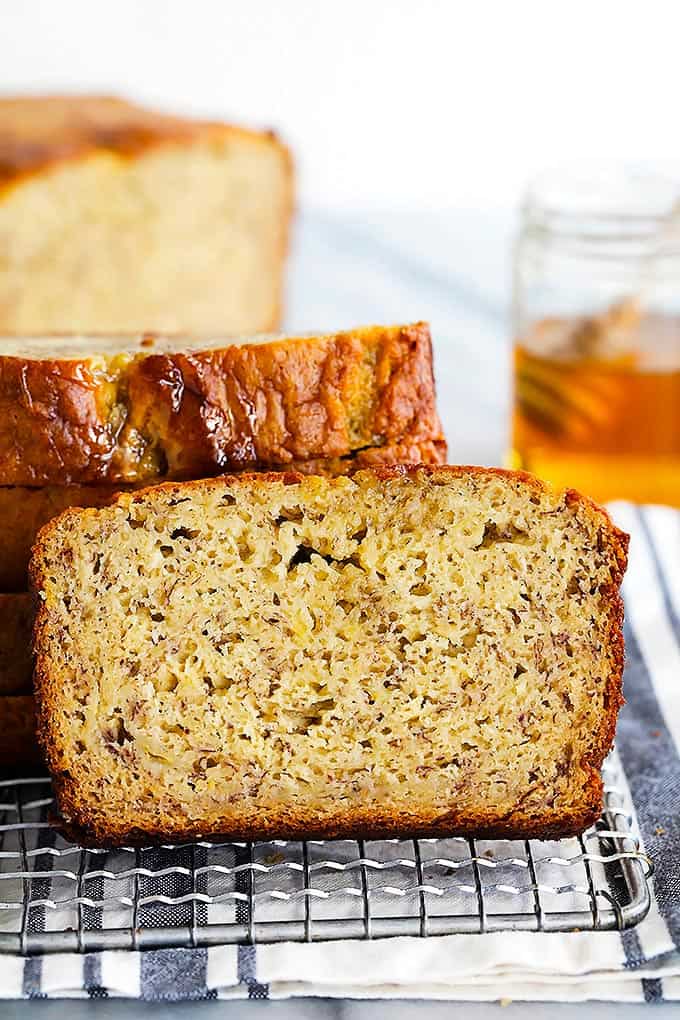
[0,502,678,1002]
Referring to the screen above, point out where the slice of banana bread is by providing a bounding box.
[0,433,445,591]
[31,466,627,846]
[0,95,292,335]
[0,323,441,486]
[0,594,33,694]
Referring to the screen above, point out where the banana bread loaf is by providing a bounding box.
[32,466,627,846]
[0,95,292,334]
[0,323,441,486]
[0,594,33,694]
[0,432,445,591]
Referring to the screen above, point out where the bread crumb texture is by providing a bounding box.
[31,466,627,845]
[0,433,445,591]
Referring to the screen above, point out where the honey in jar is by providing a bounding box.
[510,168,680,506]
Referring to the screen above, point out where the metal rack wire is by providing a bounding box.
[0,756,652,955]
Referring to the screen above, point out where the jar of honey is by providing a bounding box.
[510,166,680,506]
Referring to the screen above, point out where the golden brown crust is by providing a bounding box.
[0,95,291,193]
[0,432,445,591]
[0,594,33,695]
[0,695,42,770]
[31,465,627,846]
[563,485,628,790]
[277,435,447,476]
[0,324,442,486]
[55,801,603,849]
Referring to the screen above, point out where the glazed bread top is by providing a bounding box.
[0,95,288,188]
[31,466,628,845]
[0,323,442,486]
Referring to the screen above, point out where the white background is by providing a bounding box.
[1,0,679,212]
[2,0,679,463]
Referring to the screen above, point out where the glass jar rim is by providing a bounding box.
[523,163,680,245]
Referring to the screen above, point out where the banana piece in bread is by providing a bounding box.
[0,323,441,486]
[31,466,627,846]
[0,95,292,334]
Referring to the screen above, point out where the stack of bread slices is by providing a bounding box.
[0,96,628,847]
[0,323,445,766]
[0,96,445,768]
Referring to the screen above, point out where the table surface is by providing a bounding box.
[5,209,672,1016]
[4,998,679,1017]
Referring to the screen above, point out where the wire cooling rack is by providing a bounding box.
[0,756,652,955]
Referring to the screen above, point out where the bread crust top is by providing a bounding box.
[0,95,291,192]
[0,323,442,486]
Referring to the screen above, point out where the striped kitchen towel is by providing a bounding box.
[0,502,679,1002]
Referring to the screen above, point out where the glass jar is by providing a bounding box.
[509,165,680,506]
